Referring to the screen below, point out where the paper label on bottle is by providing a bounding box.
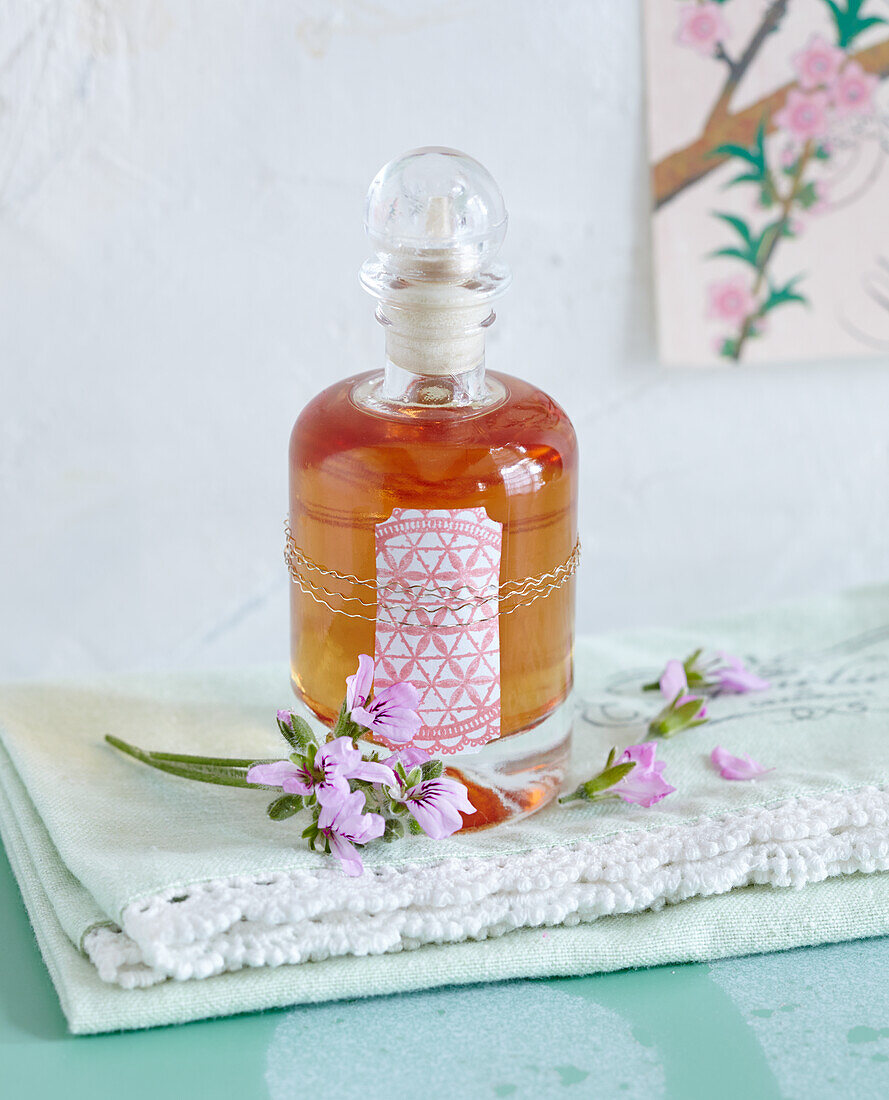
[373,507,502,755]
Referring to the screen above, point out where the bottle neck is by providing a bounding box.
[381,358,488,407]
[358,261,511,414]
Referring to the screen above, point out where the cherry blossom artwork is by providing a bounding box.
[645,0,889,365]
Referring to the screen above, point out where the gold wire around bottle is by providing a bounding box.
[284,521,580,625]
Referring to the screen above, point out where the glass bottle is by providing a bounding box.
[288,148,578,828]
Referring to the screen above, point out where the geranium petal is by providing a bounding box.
[659,659,688,701]
[245,761,300,788]
[711,745,772,781]
[328,834,364,877]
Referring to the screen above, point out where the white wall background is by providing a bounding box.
[2,0,888,680]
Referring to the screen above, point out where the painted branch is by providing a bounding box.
[652,37,889,210]
[707,0,790,128]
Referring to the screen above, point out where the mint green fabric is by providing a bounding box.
[1,585,889,1033]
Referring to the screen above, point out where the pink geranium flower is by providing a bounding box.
[351,681,422,743]
[707,276,755,323]
[611,743,676,808]
[712,652,770,694]
[394,776,475,839]
[711,745,773,781]
[383,744,431,771]
[246,736,395,797]
[660,659,709,717]
[792,34,845,90]
[831,61,879,117]
[345,654,422,744]
[345,654,375,712]
[315,786,385,876]
[676,2,729,57]
[774,88,830,142]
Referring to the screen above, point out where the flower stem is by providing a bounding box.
[104,735,269,788]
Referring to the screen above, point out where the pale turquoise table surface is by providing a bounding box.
[3,843,888,1100]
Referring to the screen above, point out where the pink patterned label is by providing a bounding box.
[373,507,502,755]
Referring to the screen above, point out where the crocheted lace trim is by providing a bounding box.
[84,785,889,989]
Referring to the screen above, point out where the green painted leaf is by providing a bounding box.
[714,211,754,245]
[725,170,764,188]
[753,220,784,267]
[711,143,763,167]
[710,246,759,268]
[761,276,809,315]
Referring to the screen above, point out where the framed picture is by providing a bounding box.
[645,0,889,365]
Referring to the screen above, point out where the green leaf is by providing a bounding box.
[279,715,315,751]
[718,338,738,359]
[267,794,303,820]
[329,698,351,738]
[407,816,424,835]
[796,181,818,210]
[421,759,444,781]
[582,761,636,798]
[649,696,709,739]
[383,818,405,842]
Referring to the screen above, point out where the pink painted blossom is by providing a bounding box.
[276,709,294,728]
[316,786,385,876]
[792,34,845,90]
[383,744,431,771]
[246,737,395,797]
[810,179,831,215]
[774,88,830,142]
[611,743,676,808]
[711,745,773,781]
[831,61,879,117]
[712,652,770,694]
[394,776,475,839]
[675,3,730,57]
[707,276,755,323]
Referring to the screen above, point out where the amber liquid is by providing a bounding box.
[289,369,578,825]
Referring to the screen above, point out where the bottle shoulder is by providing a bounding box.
[291,370,577,465]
